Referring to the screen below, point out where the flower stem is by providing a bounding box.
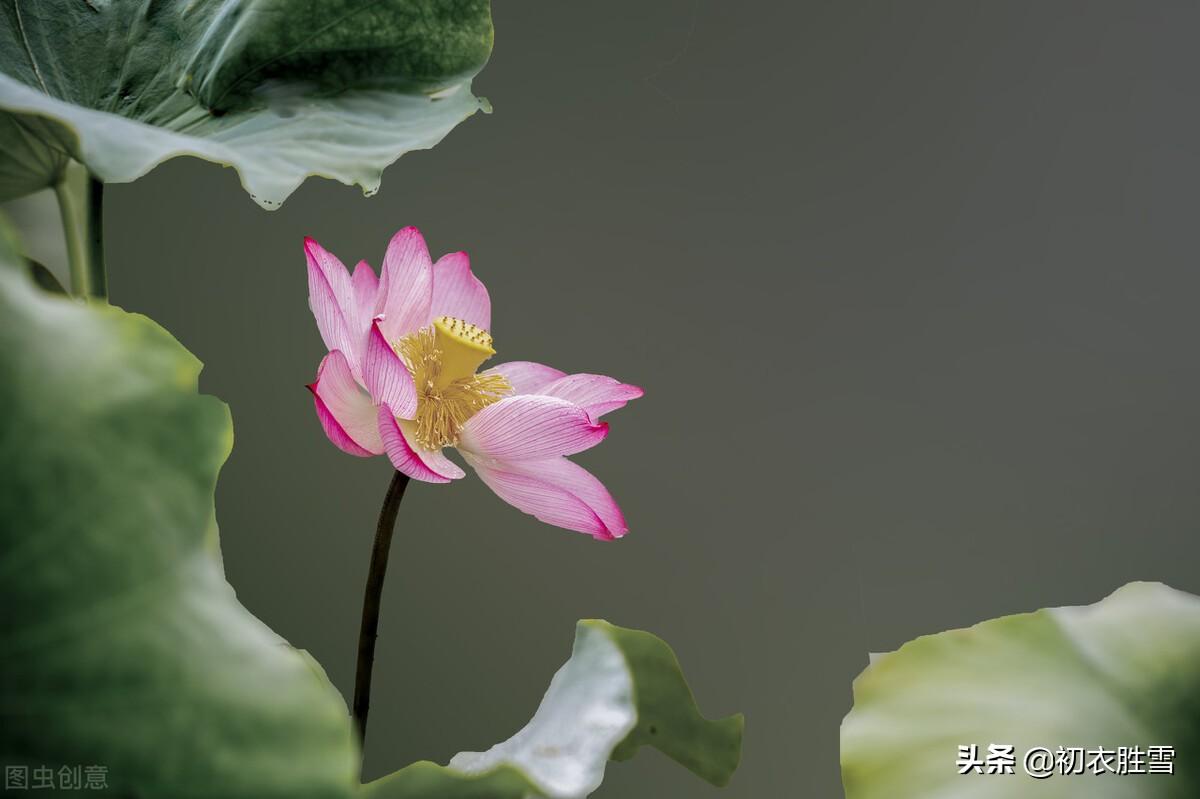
[353,469,411,754]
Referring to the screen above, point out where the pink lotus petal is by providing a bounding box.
[539,374,644,421]
[378,405,465,483]
[351,260,380,350]
[430,251,491,330]
[457,395,608,460]
[308,351,383,456]
[499,455,628,538]
[377,227,433,341]
[462,453,620,539]
[306,238,360,376]
[485,361,567,395]
[305,237,355,309]
[363,319,417,418]
[310,392,373,457]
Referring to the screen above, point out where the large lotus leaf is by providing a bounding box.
[0,227,359,795]
[371,620,744,799]
[0,1,492,208]
[842,582,1200,799]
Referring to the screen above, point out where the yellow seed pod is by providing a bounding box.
[432,316,495,387]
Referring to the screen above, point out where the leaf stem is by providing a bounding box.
[53,162,108,301]
[353,469,411,756]
[54,175,88,297]
[86,176,107,300]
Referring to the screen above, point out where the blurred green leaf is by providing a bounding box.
[0,1,493,208]
[0,203,60,291]
[366,762,536,799]
[0,235,359,795]
[842,581,1200,798]
[25,257,64,293]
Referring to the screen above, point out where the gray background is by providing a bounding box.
[28,2,1200,796]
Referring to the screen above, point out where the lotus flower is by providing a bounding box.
[305,227,642,540]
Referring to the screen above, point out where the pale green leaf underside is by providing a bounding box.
[376,620,743,799]
[842,582,1200,799]
[448,621,638,797]
[0,74,484,208]
[0,1,493,208]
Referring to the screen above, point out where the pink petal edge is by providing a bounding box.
[363,319,418,418]
[457,395,609,461]
[308,351,383,456]
[463,452,624,540]
[377,226,433,341]
[485,361,567,395]
[430,251,491,330]
[538,374,644,421]
[308,390,374,457]
[350,260,381,352]
[378,405,465,483]
[306,239,360,376]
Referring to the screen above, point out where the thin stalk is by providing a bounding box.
[353,470,411,754]
[54,178,88,297]
[86,177,106,300]
[53,163,108,301]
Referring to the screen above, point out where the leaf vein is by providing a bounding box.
[13,0,51,94]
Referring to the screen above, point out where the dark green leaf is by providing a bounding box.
[0,1,493,208]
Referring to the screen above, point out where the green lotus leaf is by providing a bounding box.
[370,620,744,798]
[842,581,1200,798]
[365,762,540,799]
[0,225,359,796]
[0,1,493,208]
